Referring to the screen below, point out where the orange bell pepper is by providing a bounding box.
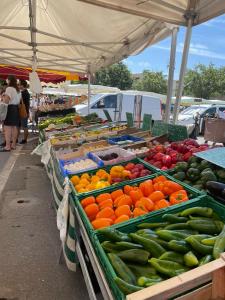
[163,180,183,195]
[153,175,167,184]
[170,190,188,205]
[153,182,165,192]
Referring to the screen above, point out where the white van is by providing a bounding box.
[177,104,225,136]
[74,92,162,122]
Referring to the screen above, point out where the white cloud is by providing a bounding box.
[152,45,170,51]
[153,42,225,60]
[137,61,151,69]
[203,17,225,27]
[123,59,134,66]
[123,59,151,70]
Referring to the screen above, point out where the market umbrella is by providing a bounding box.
[0,65,66,83]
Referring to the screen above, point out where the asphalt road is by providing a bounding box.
[0,139,90,300]
[0,132,10,171]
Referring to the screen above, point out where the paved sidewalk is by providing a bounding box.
[0,139,89,300]
[0,132,10,171]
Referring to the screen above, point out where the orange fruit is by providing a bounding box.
[75,183,85,190]
[115,205,131,217]
[111,189,124,201]
[122,170,131,178]
[124,185,134,195]
[86,183,95,191]
[88,214,98,221]
[157,199,170,209]
[81,173,91,181]
[84,203,99,217]
[149,191,165,202]
[78,188,88,193]
[139,180,154,197]
[96,193,112,204]
[135,200,147,211]
[81,196,96,208]
[130,189,143,204]
[91,175,100,183]
[110,214,116,222]
[79,178,90,186]
[96,207,115,219]
[137,197,154,211]
[133,207,147,217]
[115,195,132,207]
[114,215,130,224]
[70,175,80,185]
[99,199,113,210]
[92,218,112,229]
[153,182,164,192]
[153,175,167,184]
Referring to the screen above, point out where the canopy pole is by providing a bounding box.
[29,0,37,72]
[164,27,178,123]
[87,64,91,115]
[173,17,194,124]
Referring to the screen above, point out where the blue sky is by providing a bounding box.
[124,14,225,79]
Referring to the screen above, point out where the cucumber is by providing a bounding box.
[159,251,184,264]
[117,249,150,264]
[137,275,163,287]
[115,241,144,250]
[127,263,157,278]
[162,214,188,223]
[114,277,143,295]
[108,253,136,285]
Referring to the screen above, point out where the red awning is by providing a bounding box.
[0,65,66,83]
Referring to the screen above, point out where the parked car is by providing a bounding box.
[177,104,225,136]
[74,92,162,122]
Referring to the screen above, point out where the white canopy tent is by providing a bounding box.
[0,0,173,73]
[77,1,225,27]
[0,1,225,121]
[77,0,225,122]
[0,0,176,113]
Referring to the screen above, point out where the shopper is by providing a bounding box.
[0,81,7,147]
[0,75,21,152]
[19,79,30,144]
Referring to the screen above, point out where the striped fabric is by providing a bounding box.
[46,156,78,271]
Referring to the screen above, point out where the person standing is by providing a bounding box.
[19,79,30,144]
[0,75,21,152]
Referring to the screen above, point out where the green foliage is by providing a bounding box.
[184,64,225,99]
[132,70,167,94]
[95,62,133,90]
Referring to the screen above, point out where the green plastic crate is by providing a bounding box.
[159,167,207,196]
[93,195,225,300]
[69,158,159,198]
[71,172,202,242]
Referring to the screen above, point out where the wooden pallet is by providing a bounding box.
[127,254,225,300]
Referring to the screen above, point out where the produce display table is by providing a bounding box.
[35,113,225,300]
[70,197,114,300]
[38,107,75,118]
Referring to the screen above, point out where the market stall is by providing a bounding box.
[33,110,225,299]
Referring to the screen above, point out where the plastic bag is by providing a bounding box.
[57,177,71,242]
[0,102,8,121]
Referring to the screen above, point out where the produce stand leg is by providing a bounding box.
[58,244,64,265]
[75,241,98,300]
[72,204,114,300]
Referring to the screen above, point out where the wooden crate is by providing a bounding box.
[127,254,225,300]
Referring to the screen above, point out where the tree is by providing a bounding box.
[95,62,133,90]
[132,70,167,94]
[184,64,220,99]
